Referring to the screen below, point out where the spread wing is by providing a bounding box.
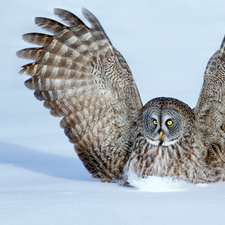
[17,8,142,182]
[194,36,225,166]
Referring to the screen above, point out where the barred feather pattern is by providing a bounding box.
[122,97,225,184]
[124,135,218,183]
[17,8,142,182]
[17,8,225,185]
[194,36,225,177]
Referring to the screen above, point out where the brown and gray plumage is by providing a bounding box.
[17,8,225,184]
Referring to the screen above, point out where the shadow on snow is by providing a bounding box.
[0,142,96,182]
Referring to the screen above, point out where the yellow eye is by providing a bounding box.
[153,120,157,125]
[167,120,173,126]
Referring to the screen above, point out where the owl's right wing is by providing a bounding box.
[17,8,142,182]
[194,36,225,165]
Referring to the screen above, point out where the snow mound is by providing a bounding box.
[128,173,200,192]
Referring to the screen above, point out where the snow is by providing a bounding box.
[128,173,191,192]
[1,0,225,224]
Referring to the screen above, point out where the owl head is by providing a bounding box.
[136,97,195,146]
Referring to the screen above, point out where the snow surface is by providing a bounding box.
[1,0,225,224]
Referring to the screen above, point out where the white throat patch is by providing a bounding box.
[145,136,179,147]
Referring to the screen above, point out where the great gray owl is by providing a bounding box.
[17,8,225,184]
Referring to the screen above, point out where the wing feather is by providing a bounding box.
[194,36,225,167]
[17,8,142,181]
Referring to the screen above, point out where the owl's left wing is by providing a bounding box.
[17,8,142,182]
[194,36,225,165]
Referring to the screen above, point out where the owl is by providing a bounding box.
[17,8,225,184]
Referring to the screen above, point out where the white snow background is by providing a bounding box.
[1,0,225,224]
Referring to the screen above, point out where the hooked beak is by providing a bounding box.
[159,130,163,138]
